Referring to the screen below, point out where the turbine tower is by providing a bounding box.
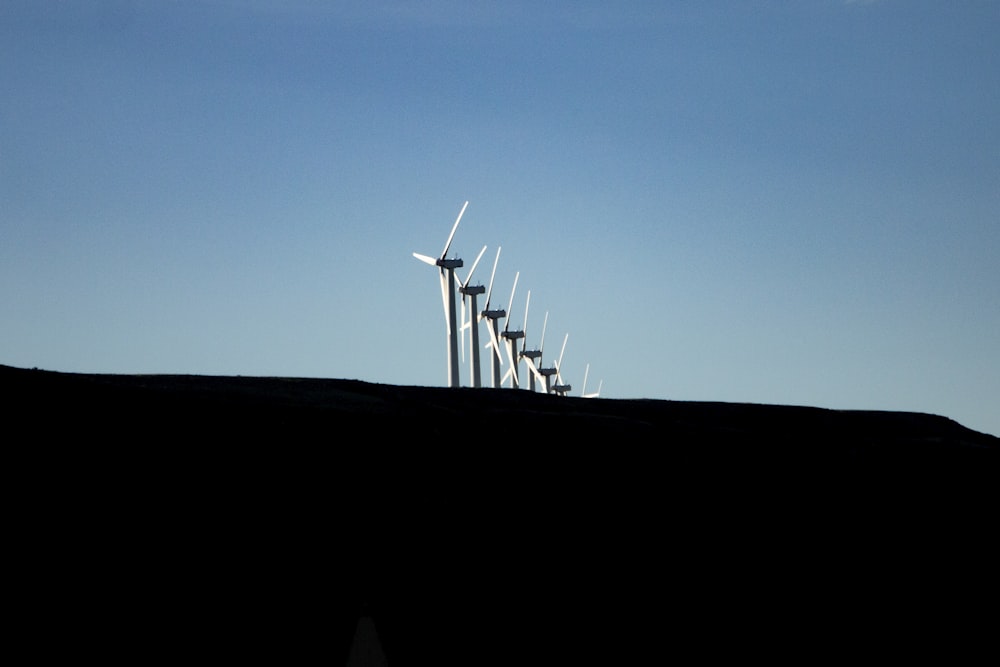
[500,272,525,389]
[458,245,488,388]
[480,246,506,388]
[412,201,468,388]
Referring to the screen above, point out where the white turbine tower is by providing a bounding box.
[480,246,507,388]
[458,244,488,387]
[500,272,525,389]
[581,363,603,398]
[412,201,468,388]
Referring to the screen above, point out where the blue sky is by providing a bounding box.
[2,1,998,436]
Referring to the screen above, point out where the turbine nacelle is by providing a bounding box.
[437,258,464,269]
[460,284,486,296]
[482,308,506,320]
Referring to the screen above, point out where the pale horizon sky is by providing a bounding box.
[2,1,998,436]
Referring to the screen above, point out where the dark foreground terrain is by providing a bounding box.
[4,364,997,664]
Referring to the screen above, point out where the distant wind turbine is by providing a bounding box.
[521,310,549,392]
[550,333,572,396]
[480,246,507,388]
[518,291,542,392]
[500,272,525,389]
[458,244,488,387]
[412,201,468,388]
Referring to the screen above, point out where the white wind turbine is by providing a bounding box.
[480,246,507,388]
[581,363,603,398]
[521,308,547,393]
[527,325,563,394]
[412,201,468,388]
[550,333,572,396]
[500,272,525,389]
[458,244,488,387]
[516,291,542,392]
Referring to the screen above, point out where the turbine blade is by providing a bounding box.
[485,319,504,364]
[413,252,437,266]
[521,290,531,352]
[557,333,568,371]
[539,311,548,356]
[460,296,469,330]
[440,200,469,260]
[485,246,500,310]
[504,271,519,333]
[439,270,450,335]
[525,356,545,386]
[460,296,467,364]
[504,340,518,385]
[582,363,590,397]
[488,339,504,365]
[462,245,487,288]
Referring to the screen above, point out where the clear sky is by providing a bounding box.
[2,1,998,436]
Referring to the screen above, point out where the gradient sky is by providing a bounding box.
[2,1,998,436]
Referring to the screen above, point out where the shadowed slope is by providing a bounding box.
[4,364,996,664]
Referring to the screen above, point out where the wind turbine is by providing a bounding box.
[458,244,488,387]
[517,291,542,392]
[527,323,563,394]
[521,308,547,393]
[412,201,468,388]
[581,363,603,398]
[500,272,525,389]
[550,333,572,396]
[480,246,507,388]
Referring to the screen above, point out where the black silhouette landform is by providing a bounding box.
[5,364,996,664]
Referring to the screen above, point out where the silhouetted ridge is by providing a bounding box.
[4,364,997,664]
[4,363,994,447]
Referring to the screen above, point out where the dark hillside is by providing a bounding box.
[5,363,994,448]
[4,364,997,664]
